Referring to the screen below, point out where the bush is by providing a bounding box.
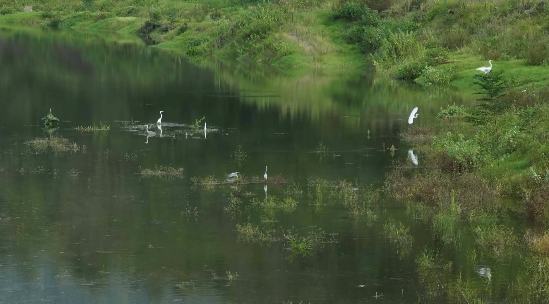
[437,104,469,119]
[422,66,456,85]
[149,8,161,22]
[333,2,368,22]
[473,70,507,104]
[186,45,205,56]
[0,6,16,15]
[391,58,426,80]
[525,34,549,66]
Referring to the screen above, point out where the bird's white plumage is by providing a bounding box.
[264,166,267,180]
[408,107,419,124]
[476,60,492,74]
[157,111,164,124]
[228,172,239,178]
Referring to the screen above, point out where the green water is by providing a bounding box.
[0,28,523,303]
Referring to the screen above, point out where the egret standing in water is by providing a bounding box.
[264,166,267,181]
[228,172,239,179]
[476,60,492,74]
[408,107,419,124]
[157,111,164,125]
[204,122,207,139]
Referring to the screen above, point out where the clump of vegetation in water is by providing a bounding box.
[252,195,297,214]
[192,116,205,134]
[382,219,414,257]
[25,136,80,154]
[315,142,330,160]
[140,166,184,178]
[232,145,247,166]
[235,223,280,246]
[75,122,110,132]
[283,227,337,258]
[40,108,59,128]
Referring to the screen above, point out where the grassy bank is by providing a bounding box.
[0,0,367,75]
[2,0,548,84]
[329,0,549,88]
[387,69,549,298]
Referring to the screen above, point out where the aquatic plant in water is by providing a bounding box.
[75,122,111,132]
[41,108,59,128]
[140,166,184,178]
[232,145,247,165]
[25,136,80,154]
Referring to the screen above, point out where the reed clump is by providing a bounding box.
[140,166,184,178]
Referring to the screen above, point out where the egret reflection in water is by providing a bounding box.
[477,266,492,280]
[408,149,418,165]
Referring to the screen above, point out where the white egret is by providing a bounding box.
[145,125,156,137]
[264,166,267,181]
[204,122,207,139]
[157,111,164,125]
[476,60,492,74]
[408,149,418,165]
[408,107,419,124]
[228,172,239,179]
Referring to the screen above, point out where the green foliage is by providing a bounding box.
[232,145,248,165]
[391,58,425,80]
[422,66,456,85]
[333,3,373,22]
[437,104,468,119]
[433,132,484,170]
[473,70,507,102]
[0,7,16,15]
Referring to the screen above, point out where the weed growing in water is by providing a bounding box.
[75,122,110,132]
[226,271,238,282]
[235,223,279,245]
[383,219,414,257]
[181,205,199,218]
[433,191,462,246]
[232,145,247,166]
[192,116,205,134]
[25,136,80,154]
[283,227,336,258]
[224,195,241,219]
[190,175,218,190]
[140,166,184,178]
[67,168,81,179]
[315,142,330,160]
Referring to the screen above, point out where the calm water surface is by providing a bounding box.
[0,28,518,303]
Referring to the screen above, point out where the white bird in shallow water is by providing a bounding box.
[264,166,267,181]
[408,149,418,165]
[204,122,207,139]
[145,125,156,136]
[408,107,419,124]
[476,60,492,74]
[157,111,164,125]
[227,172,239,179]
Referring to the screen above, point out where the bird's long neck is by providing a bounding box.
[160,113,163,119]
[489,61,492,68]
